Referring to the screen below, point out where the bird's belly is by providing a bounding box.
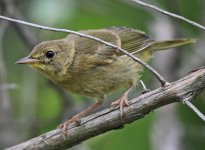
[60,76,123,97]
[59,58,142,97]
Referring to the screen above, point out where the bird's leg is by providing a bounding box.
[58,97,104,133]
[110,87,133,122]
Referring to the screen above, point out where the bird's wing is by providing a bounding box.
[108,27,154,55]
[65,27,154,67]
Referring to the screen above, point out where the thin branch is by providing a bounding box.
[140,80,147,90]
[0,15,167,86]
[132,0,205,31]
[5,67,205,150]
[183,97,205,122]
[1,0,38,47]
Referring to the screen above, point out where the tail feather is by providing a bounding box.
[149,38,196,51]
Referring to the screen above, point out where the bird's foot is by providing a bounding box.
[58,116,80,136]
[57,98,104,139]
[110,92,130,123]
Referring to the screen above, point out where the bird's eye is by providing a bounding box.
[46,50,55,58]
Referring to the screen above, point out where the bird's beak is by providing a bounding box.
[15,56,40,64]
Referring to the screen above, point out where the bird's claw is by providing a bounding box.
[110,95,130,123]
[58,116,80,137]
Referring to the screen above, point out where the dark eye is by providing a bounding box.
[46,50,55,58]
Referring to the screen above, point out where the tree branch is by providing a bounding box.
[132,0,205,30]
[5,66,205,150]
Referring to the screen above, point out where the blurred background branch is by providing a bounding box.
[150,13,184,150]
[0,2,20,148]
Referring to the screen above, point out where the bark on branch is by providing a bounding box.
[6,67,205,150]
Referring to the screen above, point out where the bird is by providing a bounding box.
[16,27,195,131]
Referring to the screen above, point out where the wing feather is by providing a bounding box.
[108,27,154,55]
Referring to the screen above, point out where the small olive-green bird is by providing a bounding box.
[16,27,195,130]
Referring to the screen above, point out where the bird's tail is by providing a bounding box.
[134,38,196,54]
[149,38,196,51]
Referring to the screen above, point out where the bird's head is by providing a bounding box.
[16,39,74,80]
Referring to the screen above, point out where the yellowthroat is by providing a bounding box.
[16,27,195,130]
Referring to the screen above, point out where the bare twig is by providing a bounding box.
[183,97,205,122]
[1,0,38,47]
[132,0,205,31]
[5,67,205,150]
[0,15,168,86]
[140,80,147,90]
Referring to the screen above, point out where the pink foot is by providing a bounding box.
[110,93,130,122]
[58,116,80,134]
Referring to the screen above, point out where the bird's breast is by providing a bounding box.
[54,57,143,98]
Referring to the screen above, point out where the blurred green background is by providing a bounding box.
[0,0,205,149]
